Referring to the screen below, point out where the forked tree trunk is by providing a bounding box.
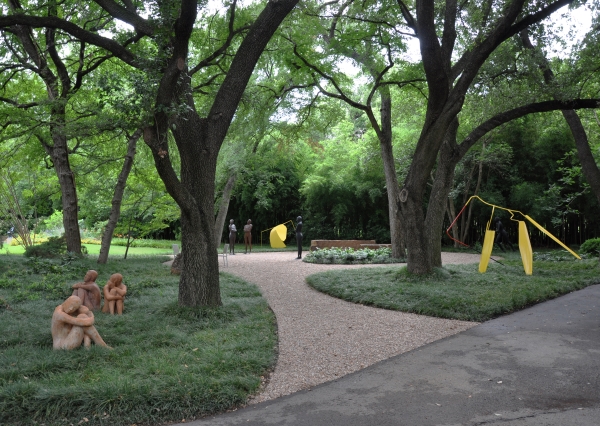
[143,0,298,307]
[98,130,140,264]
[424,119,460,268]
[378,91,406,258]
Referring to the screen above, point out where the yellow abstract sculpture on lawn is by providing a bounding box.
[446,196,580,275]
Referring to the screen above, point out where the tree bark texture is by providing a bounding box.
[46,133,82,254]
[98,130,140,264]
[378,91,406,258]
[424,119,460,269]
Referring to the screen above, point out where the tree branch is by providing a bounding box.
[458,98,600,157]
[0,15,138,66]
[92,0,154,35]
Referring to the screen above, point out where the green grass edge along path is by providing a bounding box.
[306,252,600,322]
[0,255,277,426]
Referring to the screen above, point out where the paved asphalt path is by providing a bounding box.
[181,284,600,426]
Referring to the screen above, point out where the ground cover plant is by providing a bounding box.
[303,247,405,264]
[306,251,600,322]
[0,254,277,426]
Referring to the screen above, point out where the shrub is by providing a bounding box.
[24,236,67,258]
[580,238,600,256]
[303,247,402,264]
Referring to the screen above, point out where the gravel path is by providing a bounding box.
[217,251,481,404]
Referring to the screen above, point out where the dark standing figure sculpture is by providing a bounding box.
[228,219,237,255]
[296,216,303,259]
[243,219,253,254]
[494,217,514,252]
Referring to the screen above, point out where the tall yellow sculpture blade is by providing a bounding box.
[270,224,287,248]
[479,230,495,273]
[518,221,533,275]
[524,215,581,259]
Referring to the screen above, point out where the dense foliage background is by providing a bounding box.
[1,0,598,252]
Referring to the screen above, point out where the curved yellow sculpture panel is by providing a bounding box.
[270,224,287,248]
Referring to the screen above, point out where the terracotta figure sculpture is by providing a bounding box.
[71,270,102,311]
[102,273,127,315]
[296,216,303,259]
[244,219,253,254]
[51,295,110,350]
[229,219,237,255]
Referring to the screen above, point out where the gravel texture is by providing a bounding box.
[217,251,481,404]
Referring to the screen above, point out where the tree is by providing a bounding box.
[274,0,599,272]
[1,0,300,306]
[283,0,420,258]
[0,0,129,253]
[519,29,600,208]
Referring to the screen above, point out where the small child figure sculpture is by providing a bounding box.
[102,273,127,315]
[52,295,110,350]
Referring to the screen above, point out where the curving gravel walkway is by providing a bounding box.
[216,251,481,404]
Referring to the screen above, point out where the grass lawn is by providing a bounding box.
[1,243,173,256]
[306,251,600,322]
[1,241,306,256]
[0,254,277,426]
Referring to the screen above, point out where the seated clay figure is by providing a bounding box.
[51,295,110,350]
[102,273,127,315]
[71,270,102,311]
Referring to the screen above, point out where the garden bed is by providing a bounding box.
[303,246,404,264]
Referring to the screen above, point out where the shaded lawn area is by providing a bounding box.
[0,255,277,426]
[0,244,173,256]
[306,255,600,322]
[1,241,306,256]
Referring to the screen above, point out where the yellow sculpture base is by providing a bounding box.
[518,221,533,275]
[479,230,495,273]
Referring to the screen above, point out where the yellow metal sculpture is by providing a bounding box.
[446,196,580,275]
[260,220,296,249]
[270,224,287,248]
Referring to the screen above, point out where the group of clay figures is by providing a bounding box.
[51,270,127,350]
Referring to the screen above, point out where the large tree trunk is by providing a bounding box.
[45,132,82,254]
[424,119,460,268]
[98,130,140,264]
[143,0,299,307]
[400,111,456,273]
[213,173,237,247]
[176,115,221,306]
[378,91,405,258]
